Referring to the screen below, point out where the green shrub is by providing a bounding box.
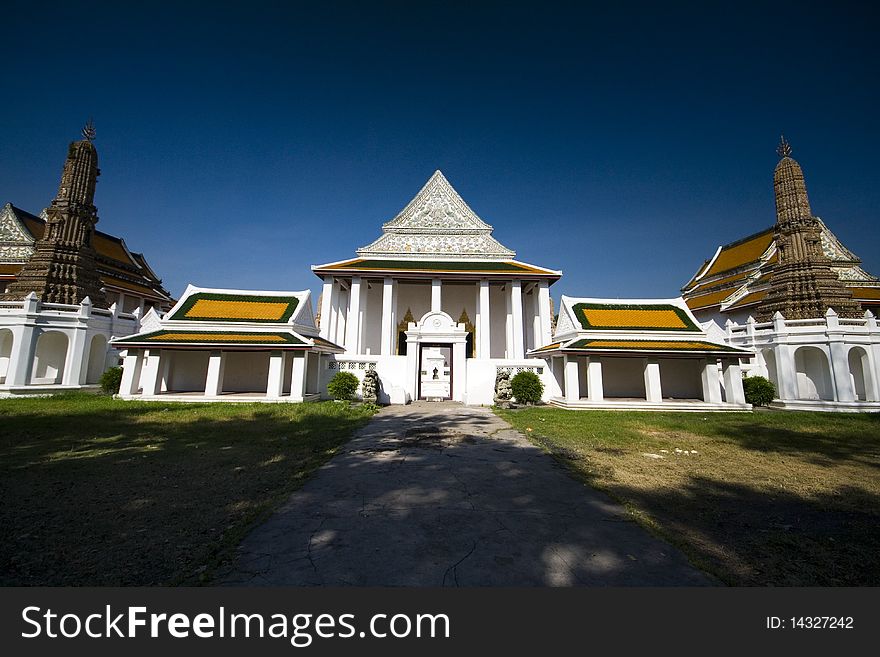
[99,366,123,395]
[327,371,359,401]
[743,375,776,406]
[511,370,544,404]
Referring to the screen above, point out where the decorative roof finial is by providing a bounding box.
[776,134,792,158]
[81,118,96,142]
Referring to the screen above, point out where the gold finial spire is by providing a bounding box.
[81,118,96,142]
[776,134,792,158]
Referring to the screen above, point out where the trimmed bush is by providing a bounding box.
[743,375,776,407]
[327,371,359,401]
[99,366,123,395]
[511,371,544,405]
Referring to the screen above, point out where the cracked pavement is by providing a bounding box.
[218,402,713,586]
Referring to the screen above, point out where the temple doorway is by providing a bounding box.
[419,343,452,400]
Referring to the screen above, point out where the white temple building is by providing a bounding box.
[112,286,341,402]
[531,296,750,410]
[312,171,561,405]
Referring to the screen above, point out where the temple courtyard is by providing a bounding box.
[1,394,878,586]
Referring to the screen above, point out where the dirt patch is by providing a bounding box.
[400,427,477,449]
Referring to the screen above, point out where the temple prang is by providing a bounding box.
[3,122,108,307]
[755,137,862,321]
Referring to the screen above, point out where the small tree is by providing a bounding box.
[99,366,123,394]
[743,375,776,407]
[511,370,544,405]
[327,371,359,401]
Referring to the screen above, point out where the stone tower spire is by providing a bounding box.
[756,137,861,321]
[4,122,108,307]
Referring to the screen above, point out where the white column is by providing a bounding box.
[290,352,306,400]
[452,340,466,402]
[564,355,580,402]
[828,345,855,402]
[538,280,552,347]
[159,352,172,392]
[644,358,662,402]
[530,288,541,352]
[381,277,395,356]
[586,356,604,402]
[319,276,334,339]
[205,350,226,397]
[334,287,346,347]
[141,349,163,397]
[345,276,362,354]
[119,349,144,397]
[478,280,491,358]
[405,333,419,401]
[266,350,287,399]
[510,280,524,359]
[722,360,746,404]
[700,358,723,403]
[431,278,442,313]
[391,277,399,353]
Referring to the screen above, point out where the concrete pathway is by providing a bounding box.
[219,403,712,586]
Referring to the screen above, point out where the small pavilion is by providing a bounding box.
[532,296,751,411]
[112,286,342,402]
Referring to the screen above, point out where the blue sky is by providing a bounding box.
[2,1,878,305]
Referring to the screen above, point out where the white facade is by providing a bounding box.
[0,292,139,395]
[113,286,341,403]
[718,309,880,412]
[533,296,751,411]
[312,171,561,405]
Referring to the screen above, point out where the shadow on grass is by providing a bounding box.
[534,433,880,586]
[0,396,372,586]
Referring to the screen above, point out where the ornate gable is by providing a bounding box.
[357,171,516,260]
[0,204,36,263]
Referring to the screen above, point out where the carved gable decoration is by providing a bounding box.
[357,171,516,260]
[0,204,36,262]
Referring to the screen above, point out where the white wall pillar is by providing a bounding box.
[345,276,361,354]
[537,280,552,347]
[722,360,746,404]
[381,277,395,356]
[510,280,524,359]
[6,293,38,386]
[119,349,144,396]
[290,352,306,400]
[700,358,723,403]
[586,356,604,402]
[141,348,163,397]
[319,276,334,340]
[431,278,442,313]
[478,280,491,358]
[266,350,287,399]
[205,350,226,397]
[828,342,855,402]
[775,343,798,400]
[564,355,580,402]
[644,358,662,402]
[63,298,92,386]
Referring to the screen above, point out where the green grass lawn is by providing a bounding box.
[0,394,374,586]
[496,407,880,586]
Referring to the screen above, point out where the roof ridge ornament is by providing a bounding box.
[81,118,96,142]
[776,134,791,158]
